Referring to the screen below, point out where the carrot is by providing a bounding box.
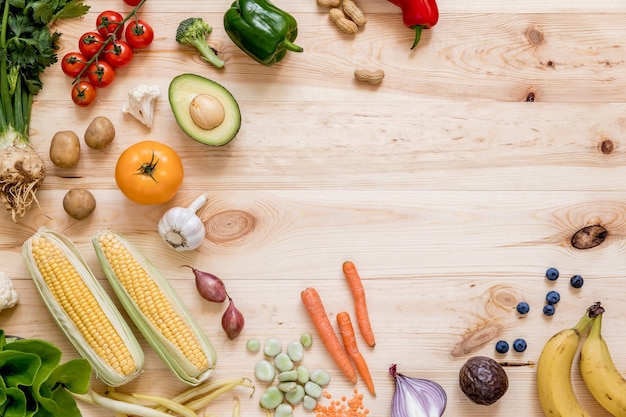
[300,287,357,384]
[342,261,376,347]
[336,311,376,396]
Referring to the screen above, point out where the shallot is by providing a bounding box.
[222,297,245,340]
[184,265,227,303]
[389,364,447,417]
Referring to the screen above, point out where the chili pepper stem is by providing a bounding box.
[410,24,426,49]
[282,38,303,53]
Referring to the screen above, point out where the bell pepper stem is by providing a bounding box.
[410,25,426,49]
[282,38,303,53]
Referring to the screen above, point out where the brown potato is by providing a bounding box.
[50,131,80,168]
[84,116,115,149]
[63,189,96,220]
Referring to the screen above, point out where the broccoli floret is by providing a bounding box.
[176,17,225,68]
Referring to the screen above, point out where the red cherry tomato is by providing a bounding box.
[103,39,134,68]
[123,0,142,5]
[87,61,116,88]
[71,81,97,107]
[124,19,154,49]
[61,52,88,78]
[79,31,106,59]
[96,10,125,39]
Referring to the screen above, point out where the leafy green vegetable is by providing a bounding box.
[0,0,89,221]
[0,330,92,417]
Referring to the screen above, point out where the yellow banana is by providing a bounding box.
[537,303,601,417]
[580,312,626,417]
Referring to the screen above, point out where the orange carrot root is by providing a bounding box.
[336,311,376,396]
[301,287,357,384]
[342,261,375,348]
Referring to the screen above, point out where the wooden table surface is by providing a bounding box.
[2,0,626,416]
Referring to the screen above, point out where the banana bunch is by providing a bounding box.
[537,301,626,417]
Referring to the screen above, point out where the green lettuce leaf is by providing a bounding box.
[0,330,93,417]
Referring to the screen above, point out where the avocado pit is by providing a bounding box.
[190,94,225,130]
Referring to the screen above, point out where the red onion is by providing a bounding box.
[390,364,447,417]
[183,265,228,303]
[221,297,245,340]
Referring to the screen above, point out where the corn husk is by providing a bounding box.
[22,227,145,386]
[92,229,217,385]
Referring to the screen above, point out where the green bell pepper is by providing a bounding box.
[224,0,303,66]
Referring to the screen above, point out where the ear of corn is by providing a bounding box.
[92,229,216,385]
[22,227,145,387]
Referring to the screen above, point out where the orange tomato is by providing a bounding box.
[115,141,184,204]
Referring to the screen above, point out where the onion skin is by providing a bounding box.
[389,364,447,417]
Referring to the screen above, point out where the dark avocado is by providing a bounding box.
[459,356,509,405]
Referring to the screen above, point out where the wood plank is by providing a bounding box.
[2,0,626,416]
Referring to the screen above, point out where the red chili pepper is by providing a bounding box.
[389,0,439,49]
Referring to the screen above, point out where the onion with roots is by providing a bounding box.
[0,1,88,221]
[0,128,46,221]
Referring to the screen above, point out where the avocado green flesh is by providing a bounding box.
[169,74,242,146]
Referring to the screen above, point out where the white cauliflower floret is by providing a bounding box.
[0,271,18,312]
[121,84,161,128]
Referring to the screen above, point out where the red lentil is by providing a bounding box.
[314,389,369,417]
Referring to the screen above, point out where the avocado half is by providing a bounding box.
[168,74,242,146]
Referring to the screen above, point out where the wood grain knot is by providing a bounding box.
[452,320,503,357]
[600,139,614,154]
[571,224,608,250]
[487,285,518,311]
[205,210,256,244]
[526,26,544,46]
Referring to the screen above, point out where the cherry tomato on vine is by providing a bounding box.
[125,19,154,49]
[61,52,88,78]
[115,141,184,205]
[79,31,106,59]
[71,81,97,107]
[87,61,116,88]
[96,10,125,39]
[103,40,133,68]
[123,0,142,5]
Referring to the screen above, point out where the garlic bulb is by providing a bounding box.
[158,194,208,251]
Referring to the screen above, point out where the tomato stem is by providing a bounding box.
[136,151,159,182]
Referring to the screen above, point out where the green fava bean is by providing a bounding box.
[274,352,294,372]
[278,381,298,393]
[304,381,323,399]
[287,341,304,362]
[309,369,331,386]
[255,359,276,382]
[296,365,310,384]
[300,333,313,348]
[275,403,294,417]
[278,370,298,382]
[302,395,318,410]
[285,384,305,405]
[264,338,282,357]
[260,386,284,409]
[246,339,261,352]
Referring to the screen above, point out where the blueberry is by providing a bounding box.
[570,274,584,289]
[516,301,530,315]
[495,340,509,354]
[543,304,556,316]
[546,290,561,305]
[513,338,527,352]
[546,267,560,281]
